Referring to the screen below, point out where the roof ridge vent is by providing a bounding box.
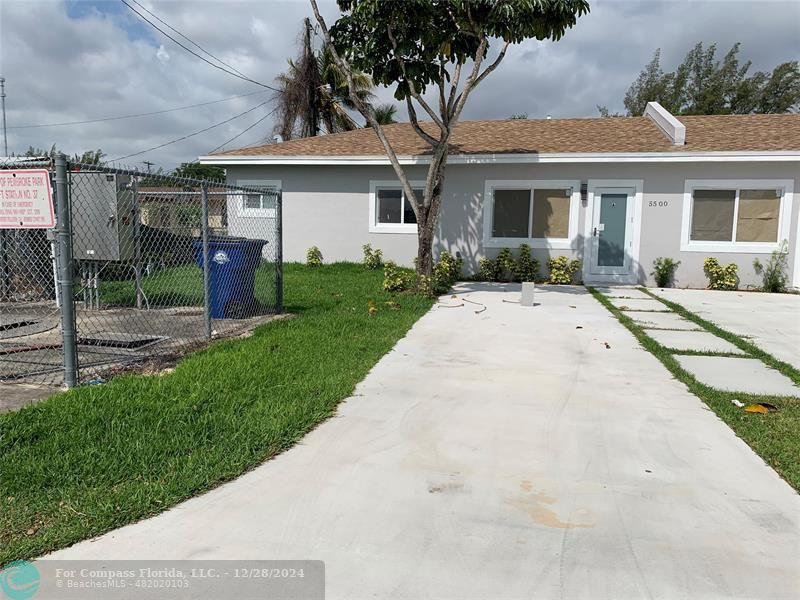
[644,102,685,145]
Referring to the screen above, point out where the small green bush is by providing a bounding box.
[651,257,681,288]
[362,244,383,270]
[703,257,738,290]
[383,261,414,292]
[547,256,581,285]
[753,245,789,293]
[496,248,516,282]
[478,257,499,282]
[513,244,540,282]
[431,250,464,294]
[306,246,323,267]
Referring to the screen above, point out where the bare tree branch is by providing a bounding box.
[472,41,510,89]
[446,60,463,117]
[406,98,439,147]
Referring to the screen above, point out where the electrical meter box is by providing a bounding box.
[71,172,134,262]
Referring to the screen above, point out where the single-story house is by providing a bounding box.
[200,102,800,289]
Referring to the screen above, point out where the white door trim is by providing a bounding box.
[583,179,644,285]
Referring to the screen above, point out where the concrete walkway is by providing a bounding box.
[47,284,800,599]
[653,288,800,370]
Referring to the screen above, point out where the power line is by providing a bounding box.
[119,0,279,92]
[127,0,248,79]
[210,106,278,153]
[108,101,268,162]
[8,90,269,129]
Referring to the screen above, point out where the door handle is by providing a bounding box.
[593,227,598,237]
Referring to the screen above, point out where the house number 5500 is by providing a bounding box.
[648,200,669,207]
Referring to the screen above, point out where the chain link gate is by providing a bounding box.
[0,155,282,389]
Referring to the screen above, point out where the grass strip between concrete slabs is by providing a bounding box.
[0,263,434,565]
[588,286,800,493]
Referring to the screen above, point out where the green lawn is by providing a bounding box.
[589,287,800,492]
[0,263,433,565]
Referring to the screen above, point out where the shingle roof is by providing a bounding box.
[211,114,800,158]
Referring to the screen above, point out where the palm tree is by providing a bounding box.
[368,104,398,127]
[274,18,375,140]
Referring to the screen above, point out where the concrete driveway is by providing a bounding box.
[48,284,799,599]
[652,288,800,369]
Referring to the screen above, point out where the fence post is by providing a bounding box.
[275,189,283,314]
[54,154,78,388]
[201,181,212,340]
[132,177,143,309]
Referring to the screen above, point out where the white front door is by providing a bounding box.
[588,187,635,276]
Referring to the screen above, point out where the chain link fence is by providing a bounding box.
[0,155,282,388]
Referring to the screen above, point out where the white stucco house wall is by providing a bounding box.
[200,103,800,289]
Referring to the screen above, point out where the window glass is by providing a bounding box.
[403,198,417,224]
[492,189,530,238]
[244,194,262,209]
[736,189,780,242]
[377,189,402,224]
[690,189,735,241]
[532,189,570,238]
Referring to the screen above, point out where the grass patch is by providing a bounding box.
[588,286,800,492]
[0,263,433,565]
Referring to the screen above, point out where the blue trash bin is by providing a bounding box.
[194,237,268,319]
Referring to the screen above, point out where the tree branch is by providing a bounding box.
[386,22,447,132]
[472,41,510,90]
[308,0,421,213]
[406,98,439,147]
[446,60,463,117]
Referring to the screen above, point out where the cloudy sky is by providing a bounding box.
[0,0,797,170]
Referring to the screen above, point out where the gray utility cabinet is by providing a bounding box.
[71,172,134,262]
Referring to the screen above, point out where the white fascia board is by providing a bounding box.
[200,150,800,166]
[644,102,686,145]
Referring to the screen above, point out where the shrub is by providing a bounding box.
[547,256,581,284]
[513,244,539,282]
[431,250,464,294]
[306,246,323,267]
[496,248,516,282]
[383,261,414,292]
[478,257,499,282]
[753,245,789,293]
[362,244,383,270]
[703,257,738,290]
[651,257,681,288]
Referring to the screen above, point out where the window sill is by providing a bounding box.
[484,237,574,250]
[369,224,418,234]
[238,208,276,219]
[680,240,782,254]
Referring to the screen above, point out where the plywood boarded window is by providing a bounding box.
[532,189,570,238]
[690,190,735,241]
[492,189,531,238]
[736,189,780,242]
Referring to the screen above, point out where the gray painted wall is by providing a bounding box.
[225,162,799,289]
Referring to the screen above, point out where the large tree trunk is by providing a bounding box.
[415,154,448,281]
[416,220,434,279]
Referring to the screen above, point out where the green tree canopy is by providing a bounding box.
[623,43,800,116]
[173,161,225,181]
[311,0,589,278]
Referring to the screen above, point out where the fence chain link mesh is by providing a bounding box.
[0,156,281,389]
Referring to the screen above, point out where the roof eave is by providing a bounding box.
[200,150,800,166]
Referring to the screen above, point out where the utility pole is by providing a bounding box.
[1,77,8,156]
[142,160,154,174]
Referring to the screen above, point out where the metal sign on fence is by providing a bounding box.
[0,168,55,228]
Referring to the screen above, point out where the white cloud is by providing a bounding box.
[155,44,170,62]
[0,0,797,170]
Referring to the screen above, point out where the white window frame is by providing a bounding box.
[482,179,581,249]
[235,179,281,218]
[681,179,793,253]
[369,180,423,234]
